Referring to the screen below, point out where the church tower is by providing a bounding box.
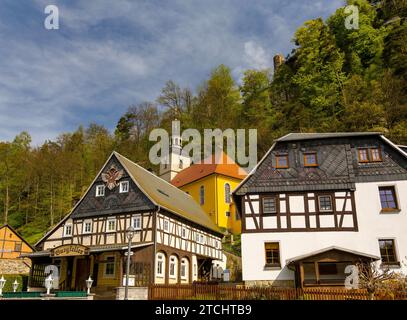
[159,132,191,182]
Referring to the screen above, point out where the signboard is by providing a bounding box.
[122,275,135,286]
[50,244,90,257]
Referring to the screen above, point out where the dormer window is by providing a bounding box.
[304,152,318,167]
[357,147,382,163]
[370,147,382,162]
[96,185,105,197]
[119,181,129,193]
[275,154,289,169]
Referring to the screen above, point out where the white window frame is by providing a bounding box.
[96,185,105,197]
[104,255,116,277]
[132,215,142,230]
[181,227,187,239]
[83,221,92,234]
[169,256,177,279]
[106,218,116,232]
[181,258,188,280]
[163,219,169,232]
[156,253,165,277]
[119,181,129,193]
[195,233,200,243]
[63,224,73,237]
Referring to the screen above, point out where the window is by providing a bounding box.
[106,218,116,232]
[262,197,277,214]
[119,181,129,193]
[156,253,165,277]
[318,195,333,212]
[195,233,200,243]
[358,147,383,163]
[181,259,188,279]
[132,215,142,230]
[215,240,219,248]
[181,228,186,239]
[379,239,398,265]
[379,186,398,211]
[225,211,230,217]
[264,242,280,268]
[370,148,382,162]
[199,186,205,205]
[63,224,72,237]
[104,256,115,276]
[14,242,22,252]
[275,154,289,169]
[169,256,177,279]
[83,221,92,234]
[304,152,318,167]
[96,185,105,197]
[200,235,205,244]
[179,159,183,169]
[163,220,169,232]
[357,148,369,163]
[225,183,231,203]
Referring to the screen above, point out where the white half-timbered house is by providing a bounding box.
[233,133,407,288]
[26,152,223,297]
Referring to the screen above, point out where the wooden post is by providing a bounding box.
[299,262,305,288]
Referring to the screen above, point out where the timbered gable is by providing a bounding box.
[71,155,155,219]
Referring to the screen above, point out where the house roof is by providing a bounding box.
[111,152,223,235]
[0,224,35,251]
[275,132,382,142]
[171,151,247,187]
[286,246,381,265]
[233,132,407,196]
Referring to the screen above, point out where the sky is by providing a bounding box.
[0,0,345,145]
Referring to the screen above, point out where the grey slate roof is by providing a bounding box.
[275,132,382,142]
[234,133,407,195]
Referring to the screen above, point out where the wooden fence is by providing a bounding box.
[148,283,407,300]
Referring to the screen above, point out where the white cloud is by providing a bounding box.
[244,41,272,70]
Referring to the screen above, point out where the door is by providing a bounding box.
[75,258,90,291]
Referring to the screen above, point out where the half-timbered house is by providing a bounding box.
[233,133,407,288]
[25,152,223,297]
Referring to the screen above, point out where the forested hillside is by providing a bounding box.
[0,0,406,244]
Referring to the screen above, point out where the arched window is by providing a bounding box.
[179,159,183,169]
[181,258,189,281]
[225,183,231,203]
[199,186,205,205]
[169,255,178,280]
[156,252,166,277]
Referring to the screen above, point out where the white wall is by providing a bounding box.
[242,180,407,282]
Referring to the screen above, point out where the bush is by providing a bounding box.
[1,274,29,293]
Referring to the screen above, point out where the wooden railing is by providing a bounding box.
[148,283,407,300]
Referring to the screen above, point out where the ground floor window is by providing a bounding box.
[169,255,178,279]
[181,258,189,280]
[264,242,280,268]
[156,253,165,277]
[104,256,115,277]
[379,239,398,265]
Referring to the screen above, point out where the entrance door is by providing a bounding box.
[75,258,90,291]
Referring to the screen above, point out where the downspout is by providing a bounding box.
[152,205,161,283]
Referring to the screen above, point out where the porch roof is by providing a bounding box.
[22,242,154,258]
[286,246,381,265]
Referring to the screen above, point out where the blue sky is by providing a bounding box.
[0,0,345,145]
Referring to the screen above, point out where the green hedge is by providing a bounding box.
[1,274,29,293]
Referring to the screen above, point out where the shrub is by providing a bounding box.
[1,274,29,293]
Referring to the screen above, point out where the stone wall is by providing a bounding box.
[0,259,31,274]
[115,287,149,300]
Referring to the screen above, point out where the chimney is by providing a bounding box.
[273,54,284,72]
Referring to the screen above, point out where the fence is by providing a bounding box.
[148,283,407,300]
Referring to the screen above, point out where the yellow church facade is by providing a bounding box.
[171,152,246,235]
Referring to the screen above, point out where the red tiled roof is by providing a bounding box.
[171,152,247,187]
